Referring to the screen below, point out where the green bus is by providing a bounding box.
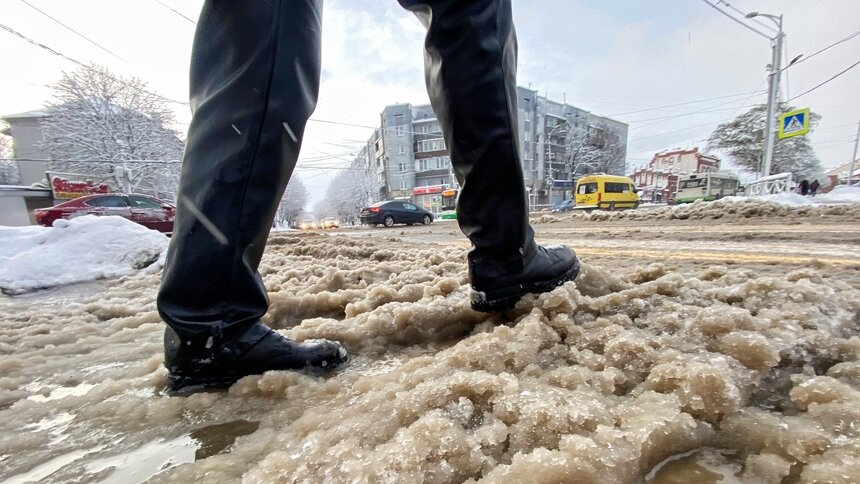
[439,188,458,219]
[675,172,740,204]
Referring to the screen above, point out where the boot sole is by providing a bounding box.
[470,258,580,313]
[164,352,350,396]
[164,373,240,396]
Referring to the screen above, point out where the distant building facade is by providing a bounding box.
[355,87,629,211]
[630,147,720,203]
[1,110,55,225]
[1,109,52,186]
[823,159,860,188]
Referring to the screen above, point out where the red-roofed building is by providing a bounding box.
[630,147,720,203]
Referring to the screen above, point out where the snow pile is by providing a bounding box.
[817,185,860,204]
[536,196,860,224]
[742,187,860,207]
[0,215,168,294]
[1,231,858,483]
[745,192,815,207]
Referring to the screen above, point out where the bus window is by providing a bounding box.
[579,182,598,194]
[441,189,458,211]
[605,182,629,193]
[679,179,706,189]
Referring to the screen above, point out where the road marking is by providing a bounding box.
[575,248,860,265]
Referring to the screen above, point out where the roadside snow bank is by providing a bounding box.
[739,187,860,207]
[0,215,168,294]
[817,185,860,204]
[537,196,860,224]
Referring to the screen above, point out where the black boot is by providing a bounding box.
[163,322,347,394]
[157,0,347,394]
[469,243,579,312]
[400,0,580,311]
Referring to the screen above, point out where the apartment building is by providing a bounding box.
[355,87,629,210]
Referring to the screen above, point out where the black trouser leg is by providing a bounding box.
[157,0,323,348]
[398,0,534,263]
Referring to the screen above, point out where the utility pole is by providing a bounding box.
[848,121,860,186]
[744,11,788,179]
[761,16,783,178]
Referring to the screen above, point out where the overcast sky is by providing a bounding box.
[2,0,858,202]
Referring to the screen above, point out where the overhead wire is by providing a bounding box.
[715,0,778,33]
[606,90,765,117]
[0,22,84,67]
[788,58,860,102]
[18,0,128,63]
[698,0,773,40]
[0,21,189,105]
[786,29,860,69]
[153,0,197,25]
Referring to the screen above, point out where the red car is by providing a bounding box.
[34,194,176,234]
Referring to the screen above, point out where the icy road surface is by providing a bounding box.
[1,199,859,483]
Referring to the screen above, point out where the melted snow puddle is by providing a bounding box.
[27,382,96,402]
[646,448,744,483]
[4,280,106,305]
[1,446,105,484]
[2,420,260,484]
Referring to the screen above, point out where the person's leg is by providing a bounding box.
[399,0,579,311]
[157,0,345,394]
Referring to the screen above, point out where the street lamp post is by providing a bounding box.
[746,12,783,179]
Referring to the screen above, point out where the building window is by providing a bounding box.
[398,145,405,154]
[394,114,403,124]
[416,138,445,153]
[400,180,408,190]
[395,125,404,136]
[417,159,428,171]
[398,163,406,172]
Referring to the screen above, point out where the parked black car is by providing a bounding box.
[359,200,433,227]
[550,199,574,212]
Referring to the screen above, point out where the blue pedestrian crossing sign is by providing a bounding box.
[778,108,810,139]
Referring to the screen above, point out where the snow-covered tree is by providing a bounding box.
[589,124,626,175]
[708,104,823,179]
[556,125,602,177]
[39,64,184,199]
[0,131,20,185]
[550,122,625,180]
[322,162,376,225]
[276,175,309,227]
